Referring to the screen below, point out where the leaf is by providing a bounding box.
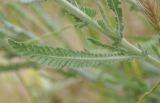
[65,0,96,28]
[0,62,37,72]
[80,6,96,18]
[67,0,80,6]
[152,46,160,58]
[88,38,114,49]
[67,0,96,18]
[88,38,127,52]
[106,0,123,35]
[137,35,160,54]
[9,40,136,69]
[74,6,96,28]
[97,20,106,30]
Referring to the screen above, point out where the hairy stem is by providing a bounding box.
[54,0,160,68]
[55,0,116,40]
[121,38,160,67]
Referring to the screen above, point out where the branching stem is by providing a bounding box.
[55,0,116,40]
[54,0,160,68]
[121,38,160,67]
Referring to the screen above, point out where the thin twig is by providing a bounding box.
[24,24,73,43]
[136,81,160,103]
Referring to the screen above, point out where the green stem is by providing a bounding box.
[95,0,114,32]
[54,0,160,68]
[55,0,116,40]
[136,81,160,103]
[24,24,73,44]
[121,38,160,68]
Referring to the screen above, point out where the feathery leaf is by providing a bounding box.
[9,40,136,69]
[137,35,160,53]
[66,0,96,28]
[106,0,123,36]
[88,38,127,52]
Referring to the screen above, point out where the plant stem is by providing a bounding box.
[55,0,116,40]
[95,0,114,32]
[24,24,73,44]
[121,38,160,68]
[54,0,160,68]
[136,81,160,103]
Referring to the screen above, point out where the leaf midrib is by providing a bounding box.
[25,53,134,61]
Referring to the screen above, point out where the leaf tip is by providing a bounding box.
[8,39,19,49]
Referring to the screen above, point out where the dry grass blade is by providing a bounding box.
[138,0,160,31]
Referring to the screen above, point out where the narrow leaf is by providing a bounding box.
[106,0,123,35]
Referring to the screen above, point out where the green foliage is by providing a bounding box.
[88,38,127,52]
[137,35,160,56]
[0,62,37,72]
[0,0,160,103]
[106,0,123,36]
[75,6,96,28]
[9,39,136,69]
[66,0,96,28]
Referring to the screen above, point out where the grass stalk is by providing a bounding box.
[136,81,160,103]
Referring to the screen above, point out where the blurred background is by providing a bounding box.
[0,0,160,103]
